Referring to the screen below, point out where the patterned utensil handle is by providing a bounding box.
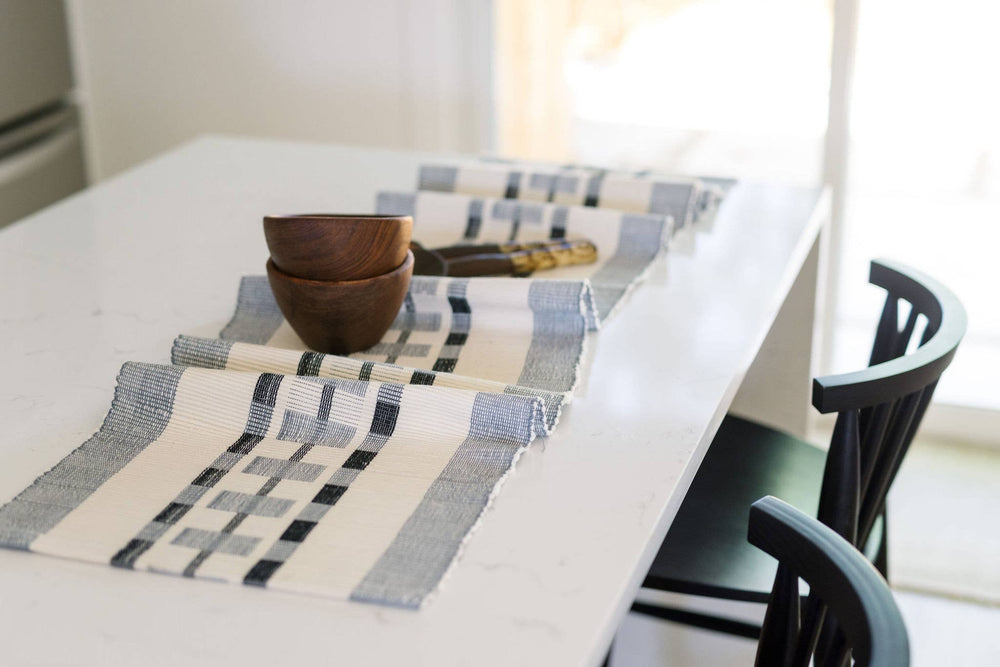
[434,238,595,259]
[507,239,598,273]
[444,239,599,276]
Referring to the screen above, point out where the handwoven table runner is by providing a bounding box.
[173,335,567,430]
[221,274,597,393]
[417,160,717,229]
[0,362,547,608]
[470,158,737,224]
[376,190,672,320]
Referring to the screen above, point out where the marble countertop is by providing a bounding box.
[0,136,824,666]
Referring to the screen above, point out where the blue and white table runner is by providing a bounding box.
[417,160,726,229]
[0,363,545,608]
[221,274,597,393]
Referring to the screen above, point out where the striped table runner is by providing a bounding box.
[222,274,597,393]
[0,363,546,608]
[469,158,737,225]
[173,335,567,430]
[417,160,721,229]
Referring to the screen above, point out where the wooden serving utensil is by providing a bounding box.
[411,239,598,277]
[410,242,450,276]
[433,239,583,259]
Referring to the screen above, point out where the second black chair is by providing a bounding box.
[749,496,908,667]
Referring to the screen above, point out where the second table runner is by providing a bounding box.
[418,160,708,228]
[220,274,597,394]
[172,335,568,430]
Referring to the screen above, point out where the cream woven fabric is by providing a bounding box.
[417,160,725,228]
[172,335,568,430]
[0,363,546,608]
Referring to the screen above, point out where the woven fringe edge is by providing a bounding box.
[542,397,565,433]
[580,279,600,332]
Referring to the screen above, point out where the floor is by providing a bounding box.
[612,591,1000,666]
[610,436,1000,665]
[889,438,1000,607]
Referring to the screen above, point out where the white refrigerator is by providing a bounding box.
[0,0,87,229]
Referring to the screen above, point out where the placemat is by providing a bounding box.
[376,190,671,320]
[0,363,546,608]
[474,157,737,225]
[418,161,711,229]
[221,274,597,393]
[172,335,568,430]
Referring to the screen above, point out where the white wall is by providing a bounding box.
[65,0,493,180]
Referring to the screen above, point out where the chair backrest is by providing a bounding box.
[749,496,909,667]
[811,259,966,549]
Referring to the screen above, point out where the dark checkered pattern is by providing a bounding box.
[111,374,363,578]
[296,352,324,376]
[464,198,484,239]
[503,171,522,199]
[432,280,471,373]
[111,373,284,570]
[549,206,569,239]
[584,170,607,207]
[244,383,405,586]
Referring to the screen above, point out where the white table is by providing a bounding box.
[0,137,826,666]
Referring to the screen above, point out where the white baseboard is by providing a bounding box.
[917,403,1000,450]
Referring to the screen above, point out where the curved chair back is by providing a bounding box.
[749,496,909,667]
[813,259,966,414]
[811,259,966,548]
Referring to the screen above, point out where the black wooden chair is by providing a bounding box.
[749,495,909,667]
[630,259,966,638]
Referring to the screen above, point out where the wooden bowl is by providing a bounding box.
[265,251,413,355]
[264,214,412,281]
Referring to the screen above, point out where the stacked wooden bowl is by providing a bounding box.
[263,214,414,354]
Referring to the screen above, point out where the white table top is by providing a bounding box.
[0,136,824,666]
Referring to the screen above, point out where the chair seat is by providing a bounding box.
[643,414,826,602]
